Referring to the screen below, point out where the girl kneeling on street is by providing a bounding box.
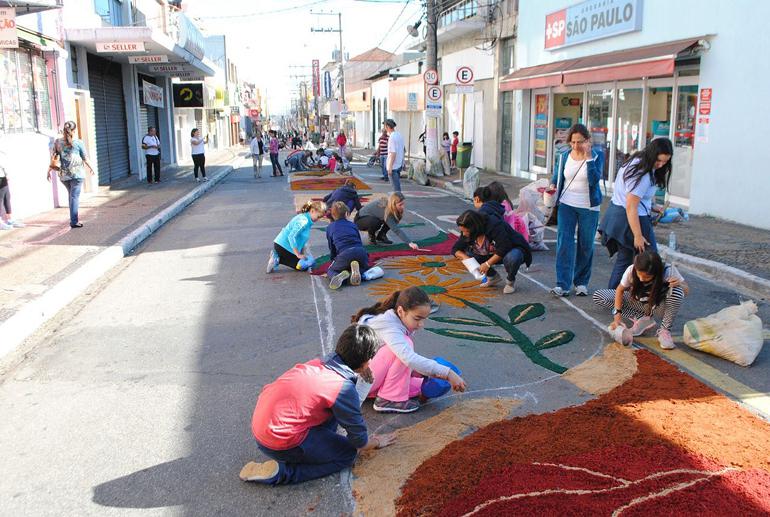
[354,287,467,413]
[267,201,326,273]
[241,324,395,485]
[326,202,371,290]
[593,250,688,350]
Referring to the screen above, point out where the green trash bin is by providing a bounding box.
[310,132,321,145]
[456,142,473,168]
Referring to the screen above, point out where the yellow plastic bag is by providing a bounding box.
[683,301,764,366]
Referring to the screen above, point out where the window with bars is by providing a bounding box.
[0,48,53,134]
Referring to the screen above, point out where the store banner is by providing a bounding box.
[312,59,320,97]
[142,80,164,108]
[545,0,643,50]
[0,8,18,49]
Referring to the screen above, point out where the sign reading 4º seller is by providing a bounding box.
[545,0,643,50]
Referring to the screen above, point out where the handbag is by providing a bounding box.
[546,159,586,226]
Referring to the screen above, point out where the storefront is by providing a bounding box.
[502,0,770,229]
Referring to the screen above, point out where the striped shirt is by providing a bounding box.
[378,133,389,156]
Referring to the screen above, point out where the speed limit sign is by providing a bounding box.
[423,68,439,85]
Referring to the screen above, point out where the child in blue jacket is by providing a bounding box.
[267,200,326,273]
[326,201,370,289]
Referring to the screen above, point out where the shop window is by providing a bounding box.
[531,93,548,169]
[588,89,613,180]
[670,84,698,198]
[553,93,583,153]
[94,0,123,26]
[613,87,643,180]
[646,87,672,146]
[0,48,53,135]
[500,38,514,75]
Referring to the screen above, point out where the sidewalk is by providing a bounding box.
[0,146,247,362]
[428,168,770,298]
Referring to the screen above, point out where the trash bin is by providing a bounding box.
[310,132,321,145]
[456,142,473,168]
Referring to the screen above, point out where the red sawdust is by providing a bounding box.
[290,177,370,191]
[396,350,770,516]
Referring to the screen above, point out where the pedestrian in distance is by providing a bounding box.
[441,132,451,162]
[142,126,161,184]
[598,137,673,289]
[450,130,459,169]
[250,134,264,178]
[384,119,405,193]
[326,202,371,290]
[336,130,349,170]
[354,192,419,248]
[0,161,26,230]
[190,128,208,182]
[353,286,467,413]
[323,178,362,216]
[593,250,688,350]
[241,324,396,485]
[266,200,326,274]
[548,124,605,297]
[48,121,95,228]
[454,203,532,295]
[327,152,343,174]
[268,130,284,177]
[377,123,389,181]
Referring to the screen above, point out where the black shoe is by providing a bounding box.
[70,223,83,228]
[380,177,389,182]
[368,233,378,246]
[377,235,393,245]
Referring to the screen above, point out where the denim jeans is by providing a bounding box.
[389,166,402,192]
[501,248,525,283]
[62,178,83,226]
[555,203,600,290]
[380,155,388,179]
[607,220,658,289]
[256,418,357,485]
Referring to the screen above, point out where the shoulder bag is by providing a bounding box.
[546,159,586,226]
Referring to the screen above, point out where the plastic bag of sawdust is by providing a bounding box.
[412,160,429,186]
[463,166,480,199]
[683,301,764,366]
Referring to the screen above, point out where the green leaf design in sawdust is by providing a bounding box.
[535,330,575,350]
[508,303,546,325]
[429,316,495,327]
[426,328,513,343]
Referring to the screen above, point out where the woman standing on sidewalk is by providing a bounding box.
[190,128,208,182]
[548,124,604,297]
[599,138,673,289]
[268,131,284,177]
[48,121,95,229]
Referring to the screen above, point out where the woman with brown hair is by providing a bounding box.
[354,192,418,247]
[48,121,95,228]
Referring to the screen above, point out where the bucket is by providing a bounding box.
[543,188,557,208]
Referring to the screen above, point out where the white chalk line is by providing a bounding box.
[310,274,335,356]
[309,274,327,356]
[407,209,443,233]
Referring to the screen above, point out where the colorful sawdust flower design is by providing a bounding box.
[380,255,466,277]
[367,273,495,308]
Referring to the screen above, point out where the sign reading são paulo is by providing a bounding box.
[545,0,643,50]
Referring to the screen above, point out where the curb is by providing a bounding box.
[0,163,237,362]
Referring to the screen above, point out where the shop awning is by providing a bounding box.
[500,37,704,91]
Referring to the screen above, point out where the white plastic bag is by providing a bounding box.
[413,160,429,186]
[683,301,764,366]
[463,166,480,200]
[461,257,485,280]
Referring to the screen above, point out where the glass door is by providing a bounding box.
[587,87,613,180]
[552,91,584,156]
[500,91,513,173]
[671,77,699,199]
[530,90,549,172]
[613,84,643,180]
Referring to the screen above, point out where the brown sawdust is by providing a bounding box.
[351,398,520,517]
[396,350,770,516]
[562,342,638,395]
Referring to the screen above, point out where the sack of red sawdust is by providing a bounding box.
[683,301,764,366]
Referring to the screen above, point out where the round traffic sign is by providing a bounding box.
[423,68,439,85]
[426,85,442,102]
[456,66,474,85]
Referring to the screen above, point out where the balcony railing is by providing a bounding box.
[437,0,478,29]
[0,0,63,15]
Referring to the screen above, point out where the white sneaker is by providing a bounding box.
[329,270,350,290]
[266,250,279,274]
[550,286,569,297]
[657,327,676,350]
[629,316,656,336]
[503,280,515,294]
[239,460,280,482]
[574,285,589,296]
[0,221,12,230]
[481,275,502,288]
[349,260,361,286]
[203,177,209,182]
[195,177,200,182]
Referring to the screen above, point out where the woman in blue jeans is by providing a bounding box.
[549,124,604,297]
[48,121,95,228]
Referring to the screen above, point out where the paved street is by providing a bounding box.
[0,159,768,516]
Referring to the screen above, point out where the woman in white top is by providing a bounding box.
[190,128,208,182]
[548,124,605,297]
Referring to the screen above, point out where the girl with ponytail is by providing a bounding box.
[353,286,467,413]
[267,200,326,273]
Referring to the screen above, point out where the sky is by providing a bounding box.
[184,0,424,115]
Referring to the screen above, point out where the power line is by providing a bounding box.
[198,0,330,20]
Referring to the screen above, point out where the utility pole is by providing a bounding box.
[424,0,443,175]
[311,11,346,133]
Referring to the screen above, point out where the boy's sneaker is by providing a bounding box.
[239,460,280,483]
[550,286,569,297]
[350,260,361,286]
[329,270,350,290]
[373,397,420,414]
[203,177,209,182]
[574,285,589,296]
[265,250,279,274]
[503,280,515,294]
[630,316,656,336]
[657,327,676,350]
[481,275,502,288]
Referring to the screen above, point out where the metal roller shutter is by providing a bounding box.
[88,54,129,185]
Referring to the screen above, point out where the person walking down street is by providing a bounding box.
[241,324,396,485]
[250,134,265,178]
[355,192,418,248]
[453,208,532,295]
[384,119,405,193]
[0,162,26,230]
[354,287,467,413]
[377,124,389,181]
[266,200,326,273]
[450,131,459,169]
[49,121,95,228]
[548,124,604,297]
[268,131,284,177]
[142,126,161,184]
[599,138,673,289]
[190,128,208,182]
[336,131,349,171]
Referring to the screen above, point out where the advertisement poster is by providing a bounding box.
[534,94,548,167]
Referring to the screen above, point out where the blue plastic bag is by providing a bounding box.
[421,357,461,399]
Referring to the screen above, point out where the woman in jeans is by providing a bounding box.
[190,128,208,182]
[268,130,284,177]
[548,124,604,297]
[48,121,95,228]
